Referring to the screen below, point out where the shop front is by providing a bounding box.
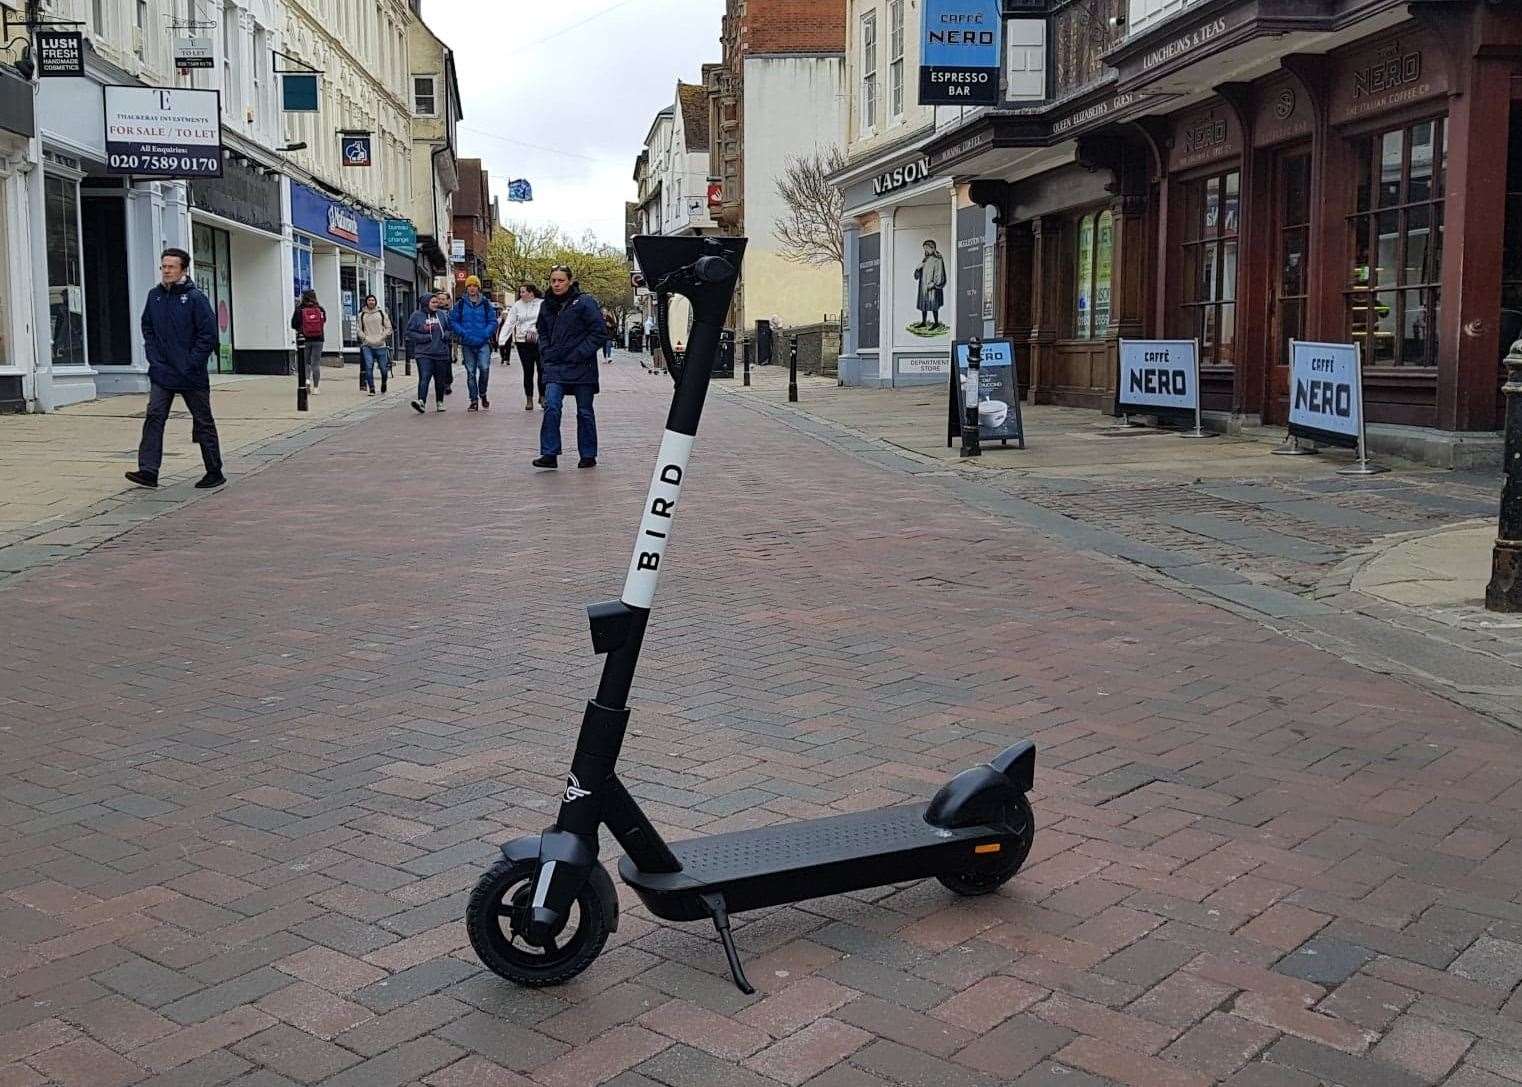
[189,156,289,375]
[837,149,960,388]
[288,181,382,362]
[0,67,37,413]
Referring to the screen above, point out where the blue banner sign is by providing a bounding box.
[920,0,1002,106]
[290,181,381,256]
[507,178,533,203]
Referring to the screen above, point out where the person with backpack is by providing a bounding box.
[357,294,392,395]
[406,292,453,413]
[500,283,544,411]
[290,289,327,392]
[125,248,225,490]
[533,264,606,469]
[450,275,499,411]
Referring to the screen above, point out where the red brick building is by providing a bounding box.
[451,158,496,295]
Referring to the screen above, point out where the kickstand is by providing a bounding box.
[699,893,754,994]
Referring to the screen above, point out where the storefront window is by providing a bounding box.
[1501,111,1522,356]
[1347,119,1446,367]
[1073,215,1094,338]
[293,235,313,304]
[339,257,373,348]
[1181,170,1239,367]
[1277,153,1311,362]
[192,223,235,374]
[45,174,85,368]
[1071,211,1113,339]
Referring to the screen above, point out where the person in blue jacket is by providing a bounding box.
[406,292,454,414]
[450,275,498,411]
[125,248,225,490]
[533,264,607,469]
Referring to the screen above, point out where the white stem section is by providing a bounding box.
[621,429,695,609]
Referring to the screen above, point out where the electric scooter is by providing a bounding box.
[465,234,1038,994]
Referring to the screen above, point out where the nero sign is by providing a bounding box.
[949,339,1025,447]
[1287,340,1362,448]
[921,0,1002,106]
[1117,339,1198,414]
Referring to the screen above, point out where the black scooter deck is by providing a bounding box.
[618,802,1019,921]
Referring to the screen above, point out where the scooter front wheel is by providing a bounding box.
[466,856,617,986]
[937,794,1036,897]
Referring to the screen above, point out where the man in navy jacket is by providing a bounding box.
[532,264,607,469]
[126,248,225,489]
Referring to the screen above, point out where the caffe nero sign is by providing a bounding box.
[920,0,1002,106]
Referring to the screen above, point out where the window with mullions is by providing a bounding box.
[1071,210,1113,339]
[1180,170,1240,367]
[888,0,905,120]
[1347,119,1446,367]
[860,12,878,132]
[1504,111,1522,355]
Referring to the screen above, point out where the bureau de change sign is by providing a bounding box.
[921,0,1002,106]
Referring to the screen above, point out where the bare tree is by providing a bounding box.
[774,146,847,268]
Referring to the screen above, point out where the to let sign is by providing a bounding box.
[920,0,1002,106]
[1288,340,1363,448]
[104,86,223,177]
[36,31,84,77]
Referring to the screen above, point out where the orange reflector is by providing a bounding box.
[974,843,1002,854]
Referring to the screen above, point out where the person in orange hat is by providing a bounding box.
[450,275,499,411]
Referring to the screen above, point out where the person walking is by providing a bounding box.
[501,283,543,411]
[125,248,225,490]
[406,292,453,414]
[291,289,326,392]
[533,264,606,470]
[357,294,392,395]
[450,275,498,411]
[601,307,616,363]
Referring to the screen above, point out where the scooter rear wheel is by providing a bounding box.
[937,795,1036,897]
[467,856,616,986]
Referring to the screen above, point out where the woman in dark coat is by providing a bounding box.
[532,264,607,469]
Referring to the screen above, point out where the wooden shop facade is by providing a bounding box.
[926,0,1522,460]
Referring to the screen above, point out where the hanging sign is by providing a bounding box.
[103,86,223,177]
[340,132,372,167]
[37,31,84,77]
[920,0,1003,106]
[384,218,417,256]
[281,73,319,112]
[450,238,465,262]
[174,36,215,70]
[1288,340,1362,449]
[948,339,1025,447]
[1118,340,1199,415]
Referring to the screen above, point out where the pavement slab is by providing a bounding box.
[1,355,1521,1084]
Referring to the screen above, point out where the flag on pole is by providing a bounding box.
[507,179,534,203]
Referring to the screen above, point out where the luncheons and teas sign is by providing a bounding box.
[104,86,223,178]
[290,181,381,256]
[920,0,1002,106]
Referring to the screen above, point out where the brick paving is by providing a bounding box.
[1,356,1521,1085]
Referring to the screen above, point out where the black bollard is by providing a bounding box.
[295,339,309,413]
[1486,340,1522,612]
[743,343,751,387]
[960,337,982,458]
[788,336,798,403]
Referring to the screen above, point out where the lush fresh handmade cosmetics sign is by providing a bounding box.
[921,0,1002,106]
[1118,340,1198,413]
[1288,340,1362,446]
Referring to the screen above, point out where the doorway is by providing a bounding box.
[81,181,130,369]
[1266,146,1311,423]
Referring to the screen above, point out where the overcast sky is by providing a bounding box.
[424,0,727,248]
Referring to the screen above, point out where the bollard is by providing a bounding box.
[960,337,982,458]
[1486,340,1522,612]
[788,336,798,403]
[743,344,751,387]
[295,339,309,413]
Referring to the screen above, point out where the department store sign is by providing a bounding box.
[873,156,933,197]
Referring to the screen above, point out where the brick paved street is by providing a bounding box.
[3,356,1522,1086]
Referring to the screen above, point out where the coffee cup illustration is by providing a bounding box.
[978,399,1008,428]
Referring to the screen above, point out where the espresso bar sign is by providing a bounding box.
[920,0,1002,106]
